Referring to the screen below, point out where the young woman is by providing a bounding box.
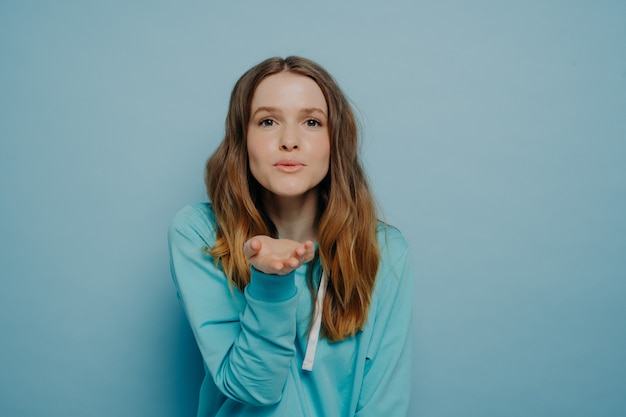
[168,56,413,417]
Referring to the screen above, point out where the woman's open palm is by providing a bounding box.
[244,236,315,275]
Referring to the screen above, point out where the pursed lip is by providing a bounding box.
[274,159,305,173]
[274,159,305,167]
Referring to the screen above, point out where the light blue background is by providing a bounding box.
[1,1,625,416]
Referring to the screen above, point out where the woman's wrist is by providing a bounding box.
[246,267,297,302]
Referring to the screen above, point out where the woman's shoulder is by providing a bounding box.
[374,221,413,295]
[169,202,218,244]
[376,221,410,258]
[375,221,412,280]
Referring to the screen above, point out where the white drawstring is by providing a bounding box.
[302,270,327,371]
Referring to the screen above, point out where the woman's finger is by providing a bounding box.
[243,237,261,259]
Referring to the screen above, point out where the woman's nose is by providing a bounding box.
[279,126,300,150]
[281,142,299,150]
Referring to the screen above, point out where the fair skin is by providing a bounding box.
[244,72,330,275]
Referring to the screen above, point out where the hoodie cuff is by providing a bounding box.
[246,267,297,302]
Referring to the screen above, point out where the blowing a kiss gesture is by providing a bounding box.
[169,56,412,417]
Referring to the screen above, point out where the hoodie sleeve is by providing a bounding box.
[355,229,414,416]
[168,205,299,406]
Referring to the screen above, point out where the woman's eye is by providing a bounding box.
[260,119,274,127]
[306,119,321,127]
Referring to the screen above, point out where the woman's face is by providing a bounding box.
[247,72,330,201]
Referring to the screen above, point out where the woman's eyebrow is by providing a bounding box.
[251,106,327,118]
[251,106,281,117]
[300,107,327,117]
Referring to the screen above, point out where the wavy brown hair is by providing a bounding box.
[205,56,379,342]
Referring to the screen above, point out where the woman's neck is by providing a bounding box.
[263,190,319,242]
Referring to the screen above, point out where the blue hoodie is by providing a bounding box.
[168,203,413,417]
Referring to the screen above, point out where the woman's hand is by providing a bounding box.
[244,236,315,275]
